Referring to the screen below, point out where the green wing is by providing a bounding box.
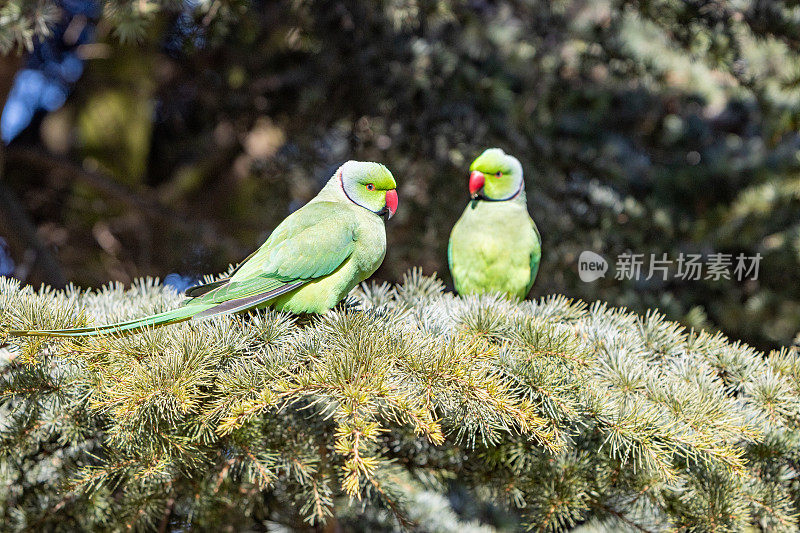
[527,217,542,294]
[447,231,454,273]
[447,221,459,293]
[190,202,358,316]
[185,248,259,297]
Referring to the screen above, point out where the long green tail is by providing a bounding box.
[8,272,307,339]
[8,303,213,338]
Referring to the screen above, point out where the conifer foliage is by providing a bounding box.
[0,270,798,531]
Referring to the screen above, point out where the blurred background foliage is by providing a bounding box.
[0,0,799,350]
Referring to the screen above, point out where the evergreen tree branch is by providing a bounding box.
[1,271,797,530]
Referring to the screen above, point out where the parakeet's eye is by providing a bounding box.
[495,171,502,177]
[366,183,375,191]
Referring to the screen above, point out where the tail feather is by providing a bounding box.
[8,277,305,338]
[193,281,302,319]
[185,278,229,298]
[8,304,212,338]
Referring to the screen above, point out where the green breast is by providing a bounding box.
[272,207,386,313]
[448,198,540,300]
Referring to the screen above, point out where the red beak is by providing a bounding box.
[384,189,398,219]
[469,171,485,197]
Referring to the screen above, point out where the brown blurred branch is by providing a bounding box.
[0,53,67,287]
[0,53,20,106]
[5,146,244,264]
[0,151,68,287]
[7,147,182,222]
[157,496,175,533]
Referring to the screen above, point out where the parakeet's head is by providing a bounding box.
[338,161,399,220]
[467,148,524,201]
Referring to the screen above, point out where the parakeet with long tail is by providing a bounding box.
[10,161,398,337]
[448,148,541,300]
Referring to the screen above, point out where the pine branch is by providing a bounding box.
[1,270,798,530]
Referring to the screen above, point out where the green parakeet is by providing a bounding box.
[11,161,398,337]
[448,148,541,300]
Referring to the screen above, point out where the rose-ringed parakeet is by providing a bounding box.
[448,148,541,300]
[11,161,398,337]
